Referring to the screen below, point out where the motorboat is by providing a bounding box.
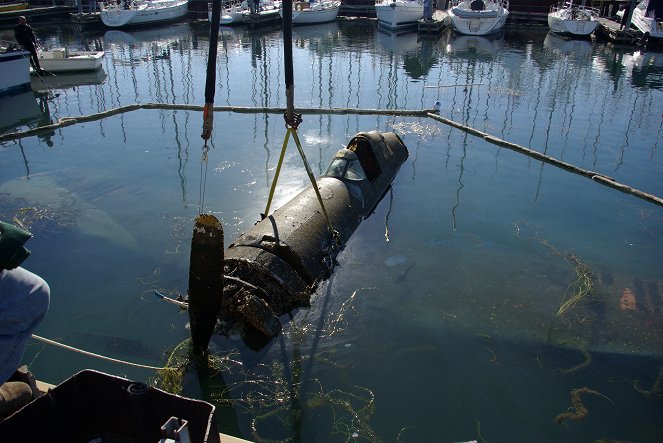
[0,47,31,95]
[280,1,340,25]
[548,1,599,36]
[37,49,105,73]
[375,0,424,31]
[447,0,509,36]
[99,0,189,28]
[624,0,663,41]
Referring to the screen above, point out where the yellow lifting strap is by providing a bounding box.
[263,124,340,245]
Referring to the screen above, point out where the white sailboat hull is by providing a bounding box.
[448,0,509,36]
[548,3,599,36]
[375,0,424,30]
[280,1,340,25]
[100,0,189,28]
[630,0,663,39]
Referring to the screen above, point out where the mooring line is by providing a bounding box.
[0,104,430,143]
[1,103,660,208]
[426,112,663,208]
[31,334,166,371]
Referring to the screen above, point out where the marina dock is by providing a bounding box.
[596,16,642,45]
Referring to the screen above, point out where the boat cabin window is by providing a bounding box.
[347,136,381,181]
[470,0,485,11]
[325,149,367,181]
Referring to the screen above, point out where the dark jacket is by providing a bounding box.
[14,23,36,48]
[0,222,32,270]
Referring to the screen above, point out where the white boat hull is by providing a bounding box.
[630,0,663,39]
[38,49,105,72]
[100,0,189,27]
[0,50,31,95]
[375,0,424,30]
[280,1,340,25]
[448,0,509,36]
[207,2,247,25]
[548,4,599,36]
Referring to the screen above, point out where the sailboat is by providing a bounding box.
[279,1,341,25]
[548,1,599,37]
[100,0,189,28]
[374,0,424,31]
[447,0,508,36]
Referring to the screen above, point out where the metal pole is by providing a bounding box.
[283,0,294,122]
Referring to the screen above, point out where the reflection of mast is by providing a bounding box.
[615,93,639,172]
[109,49,128,143]
[18,140,30,178]
[171,110,188,206]
[451,134,467,230]
[592,84,610,168]
[535,58,563,202]
[652,116,662,160]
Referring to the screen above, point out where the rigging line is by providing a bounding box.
[263,129,291,217]
[31,334,167,371]
[199,143,210,214]
[290,128,338,241]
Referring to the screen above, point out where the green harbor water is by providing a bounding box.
[1,17,662,442]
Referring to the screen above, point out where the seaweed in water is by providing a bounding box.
[632,365,663,397]
[555,387,613,424]
[557,340,593,374]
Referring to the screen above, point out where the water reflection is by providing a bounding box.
[0,91,42,135]
[543,31,593,56]
[0,20,661,443]
[30,69,107,93]
[631,50,663,90]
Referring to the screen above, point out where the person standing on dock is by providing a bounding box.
[0,221,50,419]
[13,16,42,73]
[619,1,632,29]
[423,0,433,21]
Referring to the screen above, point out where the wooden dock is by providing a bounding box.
[596,16,642,45]
[418,10,448,34]
[69,11,101,25]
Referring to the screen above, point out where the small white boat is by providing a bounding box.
[626,0,663,41]
[0,47,31,95]
[548,1,599,36]
[100,0,189,28]
[37,48,105,73]
[447,0,509,36]
[375,0,424,30]
[280,1,340,25]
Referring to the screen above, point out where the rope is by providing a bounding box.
[31,334,167,371]
[426,112,663,208]
[263,9,340,243]
[1,103,660,208]
[263,128,291,217]
[0,104,431,143]
[198,142,210,214]
[199,0,222,213]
